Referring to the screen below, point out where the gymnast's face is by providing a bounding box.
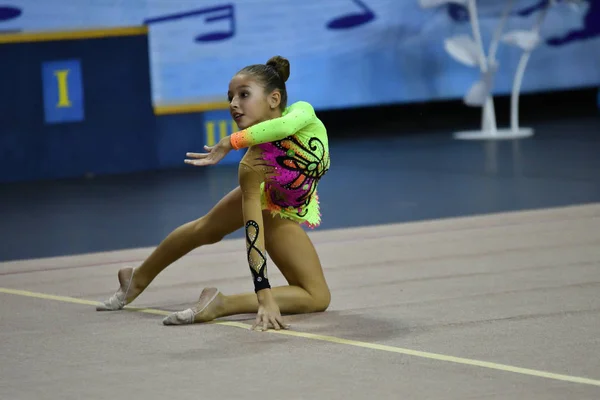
[228,74,281,130]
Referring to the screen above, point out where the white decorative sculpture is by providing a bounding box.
[500,1,553,138]
[418,0,566,140]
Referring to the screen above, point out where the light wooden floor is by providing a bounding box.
[1,203,599,399]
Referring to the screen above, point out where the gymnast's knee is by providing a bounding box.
[310,286,331,313]
[315,290,331,312]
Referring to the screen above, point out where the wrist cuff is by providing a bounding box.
[230,131,245,150]
[253,276,271,292]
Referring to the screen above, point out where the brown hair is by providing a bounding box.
[237,55,290,110]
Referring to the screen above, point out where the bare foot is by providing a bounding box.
[162,287,224,326]
[96,267,138,311]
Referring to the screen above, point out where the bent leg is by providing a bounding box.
[97,186,245,310]
[165,212,331,325]
[223,213,331,316]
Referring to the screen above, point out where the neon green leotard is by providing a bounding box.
[230,101,330,228]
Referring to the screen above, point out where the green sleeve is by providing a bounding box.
[230,101,316,150]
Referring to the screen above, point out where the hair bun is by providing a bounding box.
[266,55,290,83]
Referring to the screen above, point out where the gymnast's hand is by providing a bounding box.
[253,289,290,332]
[184,136,233,167]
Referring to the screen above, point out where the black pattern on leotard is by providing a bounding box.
[245,220,270,292]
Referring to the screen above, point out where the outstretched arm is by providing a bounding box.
[185,101,316,167]
[230,101,316,150]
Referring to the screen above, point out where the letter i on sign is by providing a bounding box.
[54,70,72,107]
[41,59,84,124]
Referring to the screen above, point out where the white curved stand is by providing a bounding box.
[419,0,559,141]
[453,127,533,140]
[501,1,553,139]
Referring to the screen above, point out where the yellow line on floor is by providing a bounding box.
[0,288,101,306]
[2,287,599,387]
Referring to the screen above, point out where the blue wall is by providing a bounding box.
[0,30,243,183]
[2,0,599,183]
[2,1,600,110]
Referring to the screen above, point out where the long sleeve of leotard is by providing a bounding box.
[230,101,316,150]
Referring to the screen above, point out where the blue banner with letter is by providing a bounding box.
[41,59,84,123]
[0,30,155,183]
[3,0,600,111]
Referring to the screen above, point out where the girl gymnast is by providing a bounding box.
[97,55,331,332]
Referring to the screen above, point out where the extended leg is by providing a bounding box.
[97,186,245,311]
